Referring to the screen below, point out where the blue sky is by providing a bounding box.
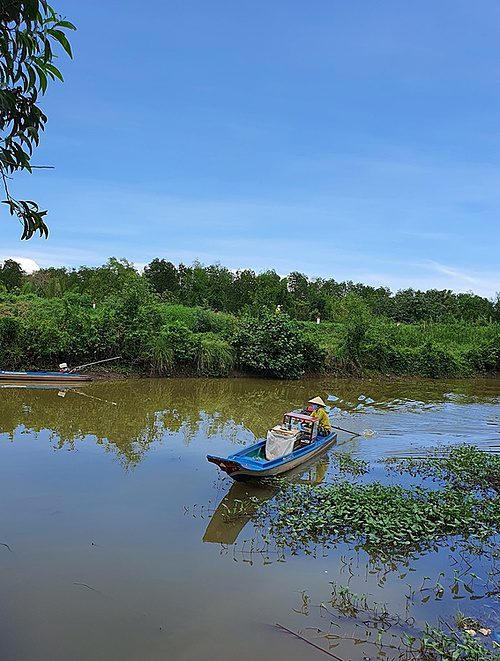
[2,0,499,297]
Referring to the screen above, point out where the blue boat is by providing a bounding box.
[207,410,337,481]
[0,370,91,383]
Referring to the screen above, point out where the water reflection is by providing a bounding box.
[203,458,329,544]
[0,377,499,661]
[0,377,498,467]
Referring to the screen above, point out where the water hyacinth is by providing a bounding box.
[386,445,500,492]
[255,479,499,558]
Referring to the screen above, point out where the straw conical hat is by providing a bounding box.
[308,396,326,407]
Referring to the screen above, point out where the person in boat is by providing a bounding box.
[307,396,332,436]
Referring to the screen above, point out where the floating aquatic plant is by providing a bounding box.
[386,445,500,492]
[331,452,370,476]
[255,480,499,559]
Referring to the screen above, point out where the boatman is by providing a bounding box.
[307,396,332,436]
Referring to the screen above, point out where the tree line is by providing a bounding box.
[1,257,498,324]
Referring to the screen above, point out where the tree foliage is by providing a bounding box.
[0,0,75,238]
[234,315,310,379]
[4,256,499,325]
[0,257,499,379]
[0,257,24,289]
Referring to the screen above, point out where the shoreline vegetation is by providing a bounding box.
[0,257,499,379]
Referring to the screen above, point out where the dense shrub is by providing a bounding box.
[462,341,500,373]
[301,333,327,373]
[0,290,497,378]
[159,304,201,330]
[233,315,307,379]
[192,308,237,336]
[159,322,197,364]
[415,341,461,378]
[0,315,20,345]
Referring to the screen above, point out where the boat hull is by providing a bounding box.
[0,371,91,383]
[207,432,337,481]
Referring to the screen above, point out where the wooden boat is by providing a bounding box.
[207,410,337,481]
[0,370,91,383]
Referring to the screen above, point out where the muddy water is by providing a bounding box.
[0,377,498,661]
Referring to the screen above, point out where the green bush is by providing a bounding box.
[159,304,201,330]
[192,308,237,336]
[361,338,413,374]
[338,295,372,365]
[161,322,197,364]
[415,341,461,377]
[0,315,20,345]
[233,314,307,379]
[462,341,499,373]
[301,333,327,373]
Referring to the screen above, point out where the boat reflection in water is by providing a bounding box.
[203,456,329,545]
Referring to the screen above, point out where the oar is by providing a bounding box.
[331,425,375,437]
[331,424,361,436]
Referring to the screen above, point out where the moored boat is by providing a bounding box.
[0,370,91,383]
[207,410,337,481]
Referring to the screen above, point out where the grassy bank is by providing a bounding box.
[0,290,498,379]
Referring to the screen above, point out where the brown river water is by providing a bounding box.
[0,377,499,660]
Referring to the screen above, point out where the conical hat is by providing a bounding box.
[308,396,326,407]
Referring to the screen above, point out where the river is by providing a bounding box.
[0,377,498,660]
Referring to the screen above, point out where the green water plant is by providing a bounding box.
[256,480,499,558]
[331,452,370,476]
[386,445,500,492]
[417,623,498,660]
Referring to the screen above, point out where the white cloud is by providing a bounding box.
[423,260,480,286]
[350,261,500,299]
[1,256,40,274]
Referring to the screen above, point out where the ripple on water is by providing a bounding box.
[0,376,498,661]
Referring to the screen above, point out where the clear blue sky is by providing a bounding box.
[2,0,499,297]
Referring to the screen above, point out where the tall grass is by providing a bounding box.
[196,333,234,376]
[149,331,174,374]
[159,304,237,336]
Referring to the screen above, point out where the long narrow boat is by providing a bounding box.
[0,370,91,383]
[207,410,337,481]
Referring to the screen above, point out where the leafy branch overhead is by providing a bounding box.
[0,0,75,239]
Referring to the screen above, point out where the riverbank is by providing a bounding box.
[1,293,499,379]
[81,367,500,382]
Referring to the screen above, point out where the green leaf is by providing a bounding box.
[48,28,73,58]
[56,20,77,30]
[45,63,64,82]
